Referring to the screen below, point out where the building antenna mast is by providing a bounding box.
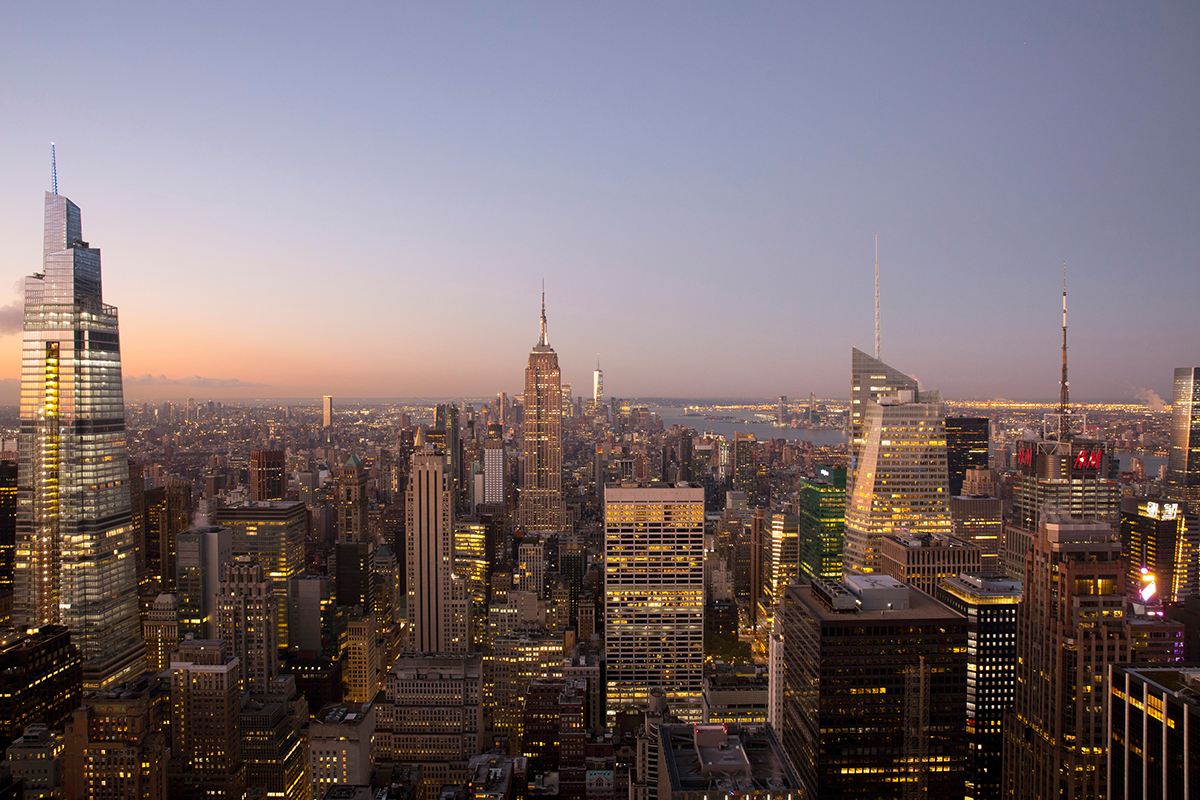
[875,234,881,361]
[51,142,58,196]
[1060,261,1069,418]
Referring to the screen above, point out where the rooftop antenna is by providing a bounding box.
[874,234,881,360]
[539,281,548,346]
[51,142,58,195]
[1060,261,1069,415]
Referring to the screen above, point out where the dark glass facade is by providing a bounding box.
[1166,367,1200,502]
[945,417,990,496]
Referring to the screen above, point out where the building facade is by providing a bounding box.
[844,390,951,575]
[776,576,968,799]
[518,294,568,531]
[1166,366,1200,503]
[604,483,704,721]
[15,190,145,690]
[1003,518,1128,800]
[407,450,469,653]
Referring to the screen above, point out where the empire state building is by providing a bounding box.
[518,292,567,531]
[14,181,145,690]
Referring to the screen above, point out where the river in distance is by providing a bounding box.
[651,406,847,446]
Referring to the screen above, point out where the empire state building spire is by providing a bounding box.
[538,282,548,347]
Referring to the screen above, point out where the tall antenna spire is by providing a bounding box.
[874,234,881,360]
[51,142,58,195]
[538,281,548,346]
[1060,261,1069,416]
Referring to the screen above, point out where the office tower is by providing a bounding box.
[777,395,788,425]
[288,575,345,657]
[1119,498,1200,604]
[796,466,846,581]
[935,573,1021,800]
[521,677,586,793]
[217,556,279,695]
[1166,367,1200,502]
[322,395,334,428]
[377,653,484,790]
[176,526,233,639]
[63,675,170,800]
[880,531,981,596]
[335,539,374,612]
[843,389,951,575]
[249,449,286,501]
[776,576,968,799]
[337,455,369,543]
[373,544,404,662]
[945,417,990,496]
[454,523,488,645]
[0,462,16,595]
[950,495,1003,571]
[215,501,307,648]
[657,723,801,800]
[594,356,603,404]
[169,639,245,800]
[488,632,565,747]
[0,626,82,751]
[239,675,311,800]
[14,189,144,690]
[310,702,375,798]
[1003,518,1128,800]
[144,477,193,595]
[517,538,546,597]
[604,483,704,721]
[849,346,918,467]
[437,403,464,511]
[1107,664,1200,797]
[732,432,762,506]
[759,513,799,624]
[144,593,180,672]
[519,293,568,531]
[407,451,469,652]
[1004,434,1120,579]
[344,611,380,703]
[483,431,506,505]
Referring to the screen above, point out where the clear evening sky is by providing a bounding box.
[0,3,1196,403]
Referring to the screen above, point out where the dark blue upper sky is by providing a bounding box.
[0,2,1195,401]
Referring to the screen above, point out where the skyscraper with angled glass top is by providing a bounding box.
[13,186,145,690]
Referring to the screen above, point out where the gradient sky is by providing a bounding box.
[1,3,1196,403]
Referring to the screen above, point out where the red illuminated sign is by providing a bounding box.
[1073,449,1103,470]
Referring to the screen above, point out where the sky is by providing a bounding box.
[0,3,1196,403]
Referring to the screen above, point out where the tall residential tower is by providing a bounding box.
[14,184,145,690]
[1166,367,1200,502]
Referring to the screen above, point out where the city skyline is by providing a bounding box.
[1,4,1197,403]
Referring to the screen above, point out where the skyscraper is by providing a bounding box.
[518,292,567,531]
[1003,518,1128,800]
[14,186,144,690]
[593,356,603,404]
[849,346,919,467]
[843,388,951,575]
[406,450,469,653]
[604,483,704,721]
[216,555,278,695]
[945,417,990,496]
[1166,367,1200,502]
[322,395,334,428]
[248,449,286,502]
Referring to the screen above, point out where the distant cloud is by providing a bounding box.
[1134,387,1167,412]
[124,374,263,388]
[0,303,23,335]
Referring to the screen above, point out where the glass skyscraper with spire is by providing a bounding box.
[13,189,145,690]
